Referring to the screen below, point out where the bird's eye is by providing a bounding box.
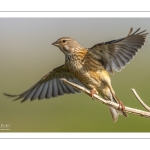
[62,40,66,43]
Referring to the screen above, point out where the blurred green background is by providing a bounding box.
[1,18,150,132]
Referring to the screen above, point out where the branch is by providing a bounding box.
[61,78,150,119]
[131,89,150,112]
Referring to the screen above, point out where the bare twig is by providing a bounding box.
[62,78,150,119]
[131,89,150,112]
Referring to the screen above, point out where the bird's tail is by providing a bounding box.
[109,94,127,123]
[109,107,119,123]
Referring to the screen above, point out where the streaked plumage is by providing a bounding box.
[4,28,148,122]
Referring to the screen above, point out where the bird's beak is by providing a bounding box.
[52,41,59,47]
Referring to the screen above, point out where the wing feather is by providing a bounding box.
[3,65,82,102]
[39,82,49,99]
[45,80,53,99]
[89,28,148,73]
[56,78,64,96]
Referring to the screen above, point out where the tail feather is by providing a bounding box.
[109,106,119,123]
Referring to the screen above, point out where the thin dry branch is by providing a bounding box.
[131,89,150,112]
[61,78,150,119]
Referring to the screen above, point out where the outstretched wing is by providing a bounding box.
[89,28,148,73]
[4,65,83,102]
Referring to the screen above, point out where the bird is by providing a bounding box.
[4,27,148,122]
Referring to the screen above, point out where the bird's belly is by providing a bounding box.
[73,68,104,90]
[68,61,110,92]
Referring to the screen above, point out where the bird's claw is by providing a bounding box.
[90,89,95,100]
[118,101,127,117]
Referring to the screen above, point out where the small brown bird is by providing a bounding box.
[4,28,148,122]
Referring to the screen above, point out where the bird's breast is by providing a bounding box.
[66,50,109,88]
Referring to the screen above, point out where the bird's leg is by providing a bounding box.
[118,100,125,111]
[118,100,127,117]
[112,93,127,117]
[90,88,98,100]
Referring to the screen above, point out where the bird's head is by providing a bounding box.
[52,37,83,55]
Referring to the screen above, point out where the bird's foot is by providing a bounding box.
[90,89,98,100]
[118,101,127,117]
